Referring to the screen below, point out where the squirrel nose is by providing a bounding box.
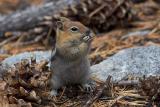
[85,30,91,36]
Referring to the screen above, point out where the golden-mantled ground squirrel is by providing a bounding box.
[50,17,95,96]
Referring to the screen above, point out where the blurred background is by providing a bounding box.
[0,0,160,107]
[0,0,159,64]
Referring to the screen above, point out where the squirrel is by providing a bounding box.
[50,17,95,96]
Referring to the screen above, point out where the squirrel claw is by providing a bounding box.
[82,83,94,92]
[50,90,58,97]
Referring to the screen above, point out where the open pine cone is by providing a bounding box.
[55,0,133,32]
[0,59,54,107]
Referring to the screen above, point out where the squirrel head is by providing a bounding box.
[55,17,95,60]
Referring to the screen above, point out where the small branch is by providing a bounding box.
[15,33,46,46]
[83,75,113,107]
[0,34,21,47]
[115,80,139,86]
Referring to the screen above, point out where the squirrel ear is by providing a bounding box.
[56,17,70,30]
[59,17,70,22]
[56,21,63,30]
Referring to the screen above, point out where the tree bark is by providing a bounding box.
[0,0,79,32]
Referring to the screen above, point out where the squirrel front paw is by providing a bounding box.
[50,89,58,96]
[81,83,95,92]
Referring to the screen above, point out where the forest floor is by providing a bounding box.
[0,0,160,107]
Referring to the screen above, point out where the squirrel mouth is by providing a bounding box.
[82,35,93,42]
[81,30,94,42]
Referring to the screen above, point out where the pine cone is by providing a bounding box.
[139,76,160,105]
[2,59,53,107]
[55,0,133,32]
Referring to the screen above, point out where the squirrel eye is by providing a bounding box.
[70,26,79,32]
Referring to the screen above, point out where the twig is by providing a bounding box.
[148,19,160,35]
[108,95,124,107]
[89,4,107,18]
[115,80,139,86]
[43,25,53,47]
[15,33,46,47]
[83,76,112,107]
[58,87,66,100]
[89,0,125,18]
[0,34,21,47]
[117,100,147,106]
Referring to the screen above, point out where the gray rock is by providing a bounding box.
[2,45,160,82]
[0,51,52,77]
[121,30,150,40]
[1,51,52,68]
[91,45,160,81]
